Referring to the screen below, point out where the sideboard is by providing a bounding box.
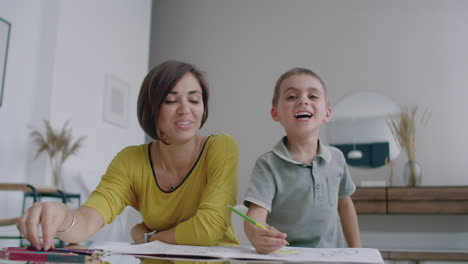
[381,250,468,261]
[351,186,468,214]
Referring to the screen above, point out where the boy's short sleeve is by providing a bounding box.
[337,152,356,198]
[243,155,276,212]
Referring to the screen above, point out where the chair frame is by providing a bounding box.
[0,183,44,239]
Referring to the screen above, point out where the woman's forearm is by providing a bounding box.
[57,206,104,243]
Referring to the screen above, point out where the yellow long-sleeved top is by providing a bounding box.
[83,134,239,246]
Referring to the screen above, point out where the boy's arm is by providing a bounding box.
[338,196,362,247]
[244,203,288,254]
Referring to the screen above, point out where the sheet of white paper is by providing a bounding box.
[98,241,384,263]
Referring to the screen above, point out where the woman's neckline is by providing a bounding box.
[147,135,211,193]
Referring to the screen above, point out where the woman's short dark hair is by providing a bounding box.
[137,60,209,141]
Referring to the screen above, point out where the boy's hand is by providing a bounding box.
[247,225,288,254]
[246,224,288,254]
[244,203,288,254]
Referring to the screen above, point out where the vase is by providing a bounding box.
[51,163,63,189]
[403,160,422,187]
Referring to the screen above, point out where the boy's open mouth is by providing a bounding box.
[294,111,313,120]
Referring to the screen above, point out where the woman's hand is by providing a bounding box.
[17,202,103,250]
[16,201,71,250]
[131,222,150,244]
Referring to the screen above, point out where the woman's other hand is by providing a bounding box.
[131,222,150,244]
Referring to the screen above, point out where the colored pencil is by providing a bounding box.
[226,204,290,245]
[1,249,91,263]
[226,204,267,229]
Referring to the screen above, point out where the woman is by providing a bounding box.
[17,60,239,250]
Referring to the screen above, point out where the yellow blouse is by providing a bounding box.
[83,134,239,246]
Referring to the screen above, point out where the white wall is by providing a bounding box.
[48,1,151,182]
[0,0,151,237]
[0,0,151,185]
[0,1,51,230]
[150,0,468,248]
[0,1,44,185]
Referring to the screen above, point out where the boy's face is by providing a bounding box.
[271,73,331,137]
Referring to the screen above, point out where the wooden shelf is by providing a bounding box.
[351,187,386,214]
[351,186,468,214]
[381,251,468,261]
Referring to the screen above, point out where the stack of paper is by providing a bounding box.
[99,241,384,263]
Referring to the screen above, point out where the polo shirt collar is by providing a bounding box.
[272,136,332,164]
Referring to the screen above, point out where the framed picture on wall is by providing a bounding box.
[0,17,11,108]
[103,73,130,128]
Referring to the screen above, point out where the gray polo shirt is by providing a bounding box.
[244,136,356,248]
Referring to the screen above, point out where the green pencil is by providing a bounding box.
[226,204,267,229]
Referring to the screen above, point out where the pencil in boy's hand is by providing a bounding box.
[226,204,267,229]
[227,204,290,245]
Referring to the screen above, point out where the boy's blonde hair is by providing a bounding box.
[272,67,329,107]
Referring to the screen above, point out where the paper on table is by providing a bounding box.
[99,241,383,263]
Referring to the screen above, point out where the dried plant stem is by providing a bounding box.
[388,106,430,186]
[30,120,85,188]
[385,157,394,186]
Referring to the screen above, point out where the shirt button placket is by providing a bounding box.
[312,161,323,201]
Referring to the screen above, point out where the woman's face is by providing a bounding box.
[157,73,204,144]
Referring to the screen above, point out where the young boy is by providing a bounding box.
[243,68,361,254]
